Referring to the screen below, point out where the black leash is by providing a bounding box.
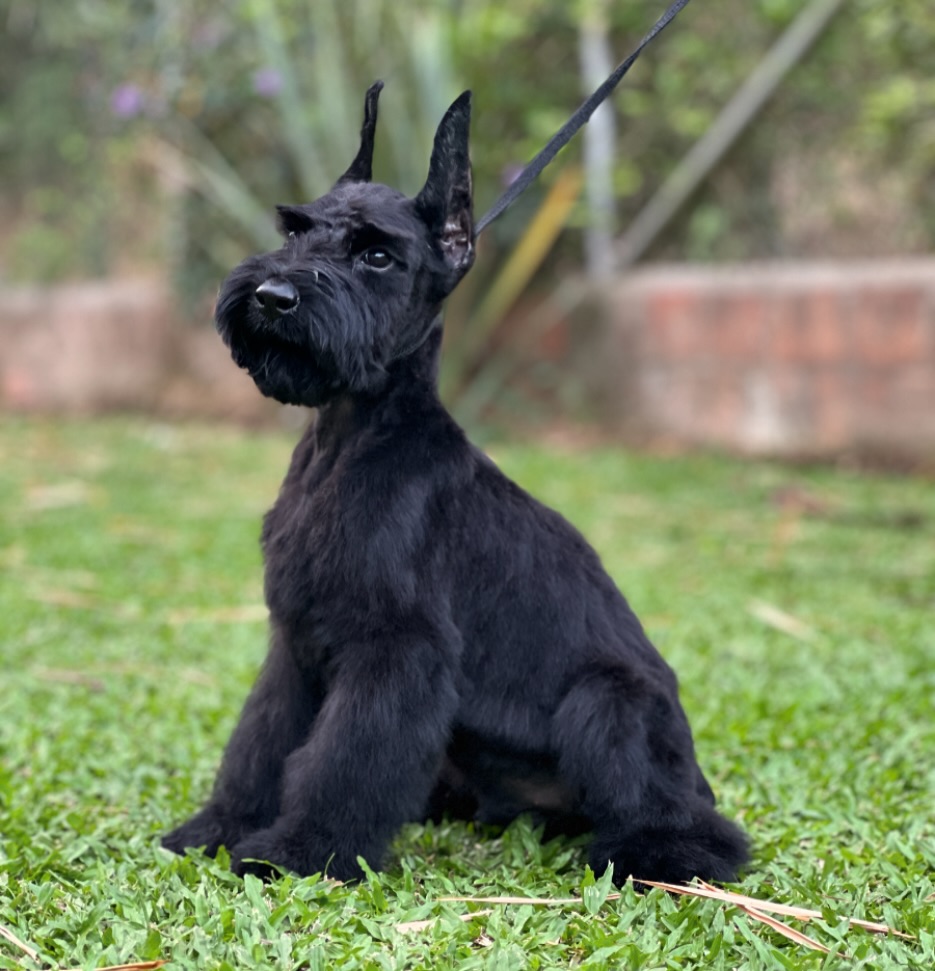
[475,0,693,235]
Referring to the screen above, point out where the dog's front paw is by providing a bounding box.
[230,824,364,882]
[230,830,294,880]
[162,805,251,858]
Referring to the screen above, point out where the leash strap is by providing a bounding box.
[475,0,693,235]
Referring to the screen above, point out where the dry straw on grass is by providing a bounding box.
[433,877,911,952]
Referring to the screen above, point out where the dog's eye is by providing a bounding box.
[361,248,392,270]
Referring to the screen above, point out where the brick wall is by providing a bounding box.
[0,280,275,421]
[606,259,935,457]
[3,264,935,457]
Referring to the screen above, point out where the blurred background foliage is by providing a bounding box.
[0,0,932,345]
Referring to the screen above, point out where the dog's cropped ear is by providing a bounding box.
[414,91,475,281]
[336,80,384,184]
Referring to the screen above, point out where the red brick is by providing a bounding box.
[812,369,852,449]
[705,374,746,445]
[766,367,812,425]
[644,290,707,359]
[770,290,847,363]
[804,291,847,362]
[885,365,935,415]
[610,263,935,455]
[854,367,935,441]
[705,293,767,362]
[853,287,929,365]
[856,372,889,408]
[771,294,808,362]
[641,365,698,433]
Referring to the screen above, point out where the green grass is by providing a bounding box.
[1,417,933,970]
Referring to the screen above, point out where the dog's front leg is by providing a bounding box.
[229,626,459,880]
[163,628,321,858]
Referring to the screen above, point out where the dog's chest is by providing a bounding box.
[260,444,411,637]
[261,476,342,626]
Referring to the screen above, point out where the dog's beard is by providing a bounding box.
[214,262,396,406]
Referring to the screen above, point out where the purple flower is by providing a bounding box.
[110,83,145,118]
[252,68,283,98]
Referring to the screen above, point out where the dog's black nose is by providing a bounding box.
[255,278,299,315]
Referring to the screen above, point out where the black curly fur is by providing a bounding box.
[162,85,749,886]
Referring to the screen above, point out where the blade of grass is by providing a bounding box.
[748,599,816,641]
[157,131,280,250]
[641,880,912,939]
[442,881,911,940]
[59,962,167,971]
[249,0,330,198]
[439,890,830,953]
[395,909,492,934]
[0,922,40,963]
[440,895,590,906]
[737,904,831,954]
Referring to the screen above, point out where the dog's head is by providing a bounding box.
[215,82,474,406]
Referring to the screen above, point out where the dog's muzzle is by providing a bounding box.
[255,278,300,319]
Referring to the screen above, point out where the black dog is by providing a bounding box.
[162,83,749,885]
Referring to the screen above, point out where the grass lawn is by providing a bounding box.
[1,416,932,970]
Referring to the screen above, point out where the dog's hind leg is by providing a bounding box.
[552,663,749,886]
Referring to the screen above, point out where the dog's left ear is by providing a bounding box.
[337,80,384,184]
[414,91,475,283]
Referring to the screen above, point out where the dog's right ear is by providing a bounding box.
[336,80,384,184]
[414,91,475,285]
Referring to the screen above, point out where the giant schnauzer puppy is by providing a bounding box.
[163,82,749,885]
